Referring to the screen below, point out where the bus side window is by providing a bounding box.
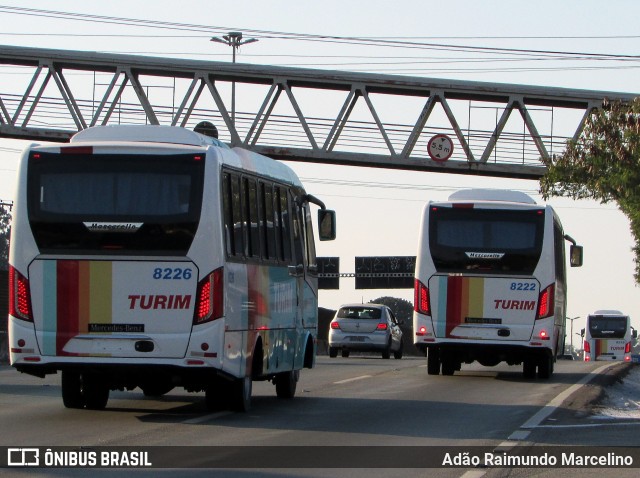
[260,181,277,260]
[292,200,305,267]
[553,220,566,283]
[277,187,292,263]
[222,173,234,256]
[243,177,260,259]
[230,174,243,257]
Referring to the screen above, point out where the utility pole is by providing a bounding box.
[210,32,258,125]
[567,316,580,357]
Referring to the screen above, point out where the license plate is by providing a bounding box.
[350,336,365,342]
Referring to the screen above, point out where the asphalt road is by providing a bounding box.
[0,356,638,477]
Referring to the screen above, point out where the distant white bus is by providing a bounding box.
[583,310,636,362]
[9,125,336,411]
[413,189,583,379]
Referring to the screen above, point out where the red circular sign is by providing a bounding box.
[427,134,454,162]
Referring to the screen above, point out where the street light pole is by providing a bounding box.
[210,32,258,125]
[567,316,580,356]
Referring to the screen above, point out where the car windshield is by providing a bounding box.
[337,307,382,320]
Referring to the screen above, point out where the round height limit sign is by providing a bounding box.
[427,134,454,162]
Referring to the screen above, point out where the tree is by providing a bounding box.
[370,296,413,323]
[0,202,11,271]
[539,97,640,282]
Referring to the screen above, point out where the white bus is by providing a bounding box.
[583,310,636,362]
[8,125,336,411]
[413,189,583,379]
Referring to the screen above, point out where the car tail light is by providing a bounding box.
[584,341,590,353]
[414,279,430,316]
[330,322,340,330]
[9,266,33,322]
[625,342,631,354]
[537,284,554,319]
[376,323,388,331]
[193,267,224,324]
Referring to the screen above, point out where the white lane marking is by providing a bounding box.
[333,375,372,385]
[459,470,487,478]
[507,362,618,441]
[183,410,233,424]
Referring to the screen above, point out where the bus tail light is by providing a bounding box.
[193,267,224,324]
[414,279,431,316]
[584,341,590,353]
[625,342,631,354]
[536,284,554,319]
[9,266,33,322]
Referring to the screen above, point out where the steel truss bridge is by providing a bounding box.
[0,45,636,179]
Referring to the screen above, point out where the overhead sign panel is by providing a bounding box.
[317,257,340,290]
[355,256,416,289]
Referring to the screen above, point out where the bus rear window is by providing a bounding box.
[27,152,204,255]
[588,316,627,339]
[429,207,545,275]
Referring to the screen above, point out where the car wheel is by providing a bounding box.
[329,347,338,358]
[382,338,392,359]
[341,349,350,358]
[394,340,403,359]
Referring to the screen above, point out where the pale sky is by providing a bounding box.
[1,0,639,340]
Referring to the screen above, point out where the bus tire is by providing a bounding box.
[538,356,553,379]
[61,370,85,409]
[275,369,299,399]
[523,359,536,379]
[427,348,440,375]
[230,376,252,412]
[83,374,109,410]
[205,378,229,411]
[441,352,456,376]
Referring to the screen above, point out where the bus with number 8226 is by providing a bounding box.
[8,125,336,412]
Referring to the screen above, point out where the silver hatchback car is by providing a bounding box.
[328,303,403,359]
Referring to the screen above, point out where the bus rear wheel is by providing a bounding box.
[427,348,440,375]
[230,376,252,412]
[61,370,84,409]
[83,373,109,410]
[275,370,299,399]
[538,356,554,379]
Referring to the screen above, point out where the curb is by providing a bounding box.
[555,361,634,419]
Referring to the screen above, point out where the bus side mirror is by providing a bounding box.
[318,209,336,241]
[580,328,585,338]
[570,245,583,267]
[633,329,638,339]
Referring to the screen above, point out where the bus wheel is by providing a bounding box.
[61,370,84,409]
[441,354,456,376]
[427,348,440,375]
[230,376,252,412]
[205,378,229,411]
[275,369,299,399]
[83,374,109,410]
[538,356,553,379]
[523,359,536,379]
[329,347,338,358]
